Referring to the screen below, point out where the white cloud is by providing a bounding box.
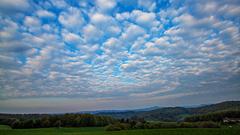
[130,81,179,98]
[116,10,159,28]
[135,12,156,26]
[24,46,56,73]
[0,41,31,53]
[138,0,156,11]
[96,0,116,12]
[0,18,33,55]
[83,24,102,43]
[0,0,29,13]
[58,7,85,30]
[102,37,124,54]
[195,1,240,18]
[0,18,18,40]
[107,25,121,35]
[116,12,130,21]
[0,55,21,69]
[121,23,146,42]
[132,10,158,28]
[90,12,121,36]
[36,10,55,18]
[154,36,170,46]
[121,61,140,72]
[50,0,68,9]
[24,16,41,27]
[23,16,42,33]
[61,30,82,44]
[91,13,112,27]
[142,42,161,56]
[219,5,240,17]
[175,13,195,24]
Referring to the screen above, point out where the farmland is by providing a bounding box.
[0,125,240,135]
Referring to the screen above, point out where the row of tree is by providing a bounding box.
[106,120,220,131]
[0,113,116,129]
[184,110,240,122]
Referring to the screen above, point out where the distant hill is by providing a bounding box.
[78,106,159,115]
[1,101,239,122]
[97,101,240,121]
[190,101,240,114]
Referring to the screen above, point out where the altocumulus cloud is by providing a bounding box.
[0,0,240,112]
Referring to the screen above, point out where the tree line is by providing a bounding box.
[184,110,240,122]
[106,117,220,131]
[0,113,116,129]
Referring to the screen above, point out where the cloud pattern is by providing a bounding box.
[0,0,240,107]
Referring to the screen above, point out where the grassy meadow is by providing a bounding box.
[0,125,240,135]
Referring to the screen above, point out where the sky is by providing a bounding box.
[0,0,240,113]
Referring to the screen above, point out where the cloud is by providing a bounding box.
[0,0,240,111]
[219,5,240,17]
[0,55,21,69]
[24,46,57,74]
[24,16,41,27]
[91,13,112,26]
[102,38,124,54]
[142,42,162,56]
[0,41,31,53]
[61,30,82,44]
[107,25,122,36]
[50,0,68,9]
[116,12,130,21]
[0,18,19,40]
[121,62,139,72]
[90,12,121,36]
[132,10,158,28]
[36,10,56,18]
[0,0,29,13]
[121,23,146,42]
[82,24,102,43]
[0,18,32,55]
[193,0,240,18]
[116,10,159,28]
[96,0,116,12]
[58,7,85,30]
[23,16,42,33]
[138,0,156,11]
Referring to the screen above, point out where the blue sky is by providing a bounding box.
[0,0,240,113]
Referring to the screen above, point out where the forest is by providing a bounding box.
[0,113,115,129]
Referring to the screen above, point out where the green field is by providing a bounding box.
[0,125,11,130]
[0,125,239,135]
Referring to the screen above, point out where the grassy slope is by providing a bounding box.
[0,125,11,130]
[0,126,239,135]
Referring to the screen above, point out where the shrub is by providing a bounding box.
[41,119,50,127]
[23,119,35,128]
[158,122,179,128]
[197,121,220,128]
[179,122,198,128]
[11,119,21,129]
[105,123,131,131]
[105,124,121,131]
[134,122,144,129]
[144,123,157,129]
[54,120,62,128]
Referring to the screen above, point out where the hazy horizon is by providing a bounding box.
[0,0,240,113]
[1,99,240,114]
